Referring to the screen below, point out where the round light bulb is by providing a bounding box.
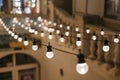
[77,32,81,37]
[76,63,89,75]
[75,27,79,32]
[34,22,37,25]
[34,31,38,35]
[46,52,54,59]
[53,23,57,26]
[65,31,69,36]
[86,28,90,34]
[114,38,119,43]
[48,33,53,39]
[59,24,63,28]
[60,35,65,42]
[92,34,97,40]
[21,24,24,28]
[56,30,60,34]
[76,41,82,47]
[32,45,38,51]
[14,34,18,39]
[100,29,104,36]
[67,26,70,30]
[18,37,22,42]
[11,33,15,37]
[24,40,29,46]
[103,45,110,52]
[41,31,45,37]
[8,30,12,34]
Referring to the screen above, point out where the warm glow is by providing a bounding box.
[86,28,90,34]
[76,63,89,75]
[46,52,54,59]
[103,45,110,52]
[32,45,38,51]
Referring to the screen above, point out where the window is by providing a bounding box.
[11,0,40,14]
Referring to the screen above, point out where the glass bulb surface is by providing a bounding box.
[76,63,89,75]
[86,29,90,34]
[60,37,65,42]
[76,41,82,46]
[46,52,54,59]
[92,36,97,40]
[103,45,110,52]
[24,41,29,46]
[100,31,104,35]
[114,38,119,43]
[32,45,38,51]
[18,37,22,42]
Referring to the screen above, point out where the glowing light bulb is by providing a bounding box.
[21,24,24,28]
[92,33,97,40]
[34,31,38,35]
[14,34,18,39]
[76,63,89,75]
[53,22,57,26]
[60,35,65,42]
[86,28,90,34]
[18,36,22,42]
[114,34,119,43]
[56,30,60,34]
[65,30,69,36]
[59,24,63,28]
[76,37,82,46]
[8,30,12,34]
[38,24,42,27]
[75,26,79,32]
[46,42,54,59]
[34,22,37,25]
[48,33,53,39]
[76,53,89,75]
[77,32,81,37]
[11,32,15,37]
[103,40,110,52]
[24,37,29,46]
[67,26,70,30]
[100,29,104,35]
[41,31,45,37]
[32,40,38,51]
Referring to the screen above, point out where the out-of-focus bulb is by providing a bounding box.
[46,42,54,59]
[76,37,82,46]
[86,28,90,34]
[59,24,63,28]
[11,32,15,37]
[100,29,104,36]
[75,26,79,32]
[67,26,70,30]
[103,40,110,52]
[56,30,60,34]
[24,37,29,46]
[32,40,38,51]
[92,33,97,40]
[114,35,119,43]
[41,31,45,37]
[65,31,69,36]
[34,30,38,35]
[14,34,18,39]
[77,32,81,37]
[48,33,53,39]
[18,36,22,42]
[53,22,57,26]
[60,35,65,42]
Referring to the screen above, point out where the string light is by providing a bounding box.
[76,37,82,47]
[32,39,38,51]
[60,34,65,42]
[48,32,53,40]
[14,33,18,39]
[92,33,97,40]
[86,28,90,34]
[100,29,104,36]
[65,30,69,36]
[46,42,54,59]
[34,30,38,35]
[76,50,89,75]
[77,32,81,37]
[41,31,45,37]
[59,24,63,28]
[18,35,22,42]
[103,40,110,52]
[56,29,60,34]
[75,26,79,32]
[67,26,70,30]
[114,34,119,43]
[23,37,29,46]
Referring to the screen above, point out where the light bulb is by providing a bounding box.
[38,24,42,27]
[65,31,69,36]
[86,28,90,34]
[56,30,60,34]
[41,31,45,37]
[46,52,54,59]
[34,31,38,35]
[59,24,63,28]
[32,45,38,51]
[18,37,22,42]
[24,37,29,46]
[103,40,110,52]
[76,63,89,75]
[60,35,65,42]
[77,32,81,37]
[34,22,37,25]
[53,22,57,26]
[75,26,79,32]
[100,29,104,35]
[21,24,24,28]
[11,32,15,37]
[92,33,97,40]
[67,26,70,30]
[48,33,53,39]
[114,35,119,43]
[76,37,82,46]
[46,42,54,59]
[8,30,12,34]
[14,34,18,39]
